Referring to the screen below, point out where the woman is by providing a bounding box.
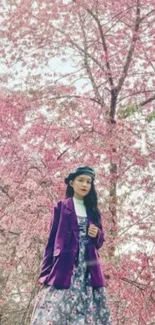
[30,166,112,325]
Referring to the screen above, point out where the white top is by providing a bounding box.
[73,197,87,218]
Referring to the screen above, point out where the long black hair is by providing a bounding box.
[65,179,102,229]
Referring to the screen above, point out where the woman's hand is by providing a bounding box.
[88,224,99,238]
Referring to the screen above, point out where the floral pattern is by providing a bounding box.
[30,216,112,325]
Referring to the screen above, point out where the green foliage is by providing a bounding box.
[118,104,155,123]
[146,111,155,123]
[118,104,141,118]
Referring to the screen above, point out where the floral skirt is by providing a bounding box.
[30,217,112,325]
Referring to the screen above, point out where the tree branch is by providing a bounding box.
[117,0,141,93]
[86,9,114,89]
[78,12,102,102]
[140,94,155,106]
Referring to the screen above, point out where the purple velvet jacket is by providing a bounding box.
[38,197,106,288]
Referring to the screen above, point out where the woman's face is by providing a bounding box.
[69,174,92,200]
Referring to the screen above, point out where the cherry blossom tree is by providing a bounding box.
[0,0,155,324]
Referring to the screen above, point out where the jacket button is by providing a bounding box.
[53,248,60,256]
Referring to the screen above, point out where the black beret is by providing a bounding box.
[64,166,95,185]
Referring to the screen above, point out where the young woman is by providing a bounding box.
[30,166,112,325]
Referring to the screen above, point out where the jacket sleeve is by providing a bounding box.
[94,226,105,250]
[38,200,61,284]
